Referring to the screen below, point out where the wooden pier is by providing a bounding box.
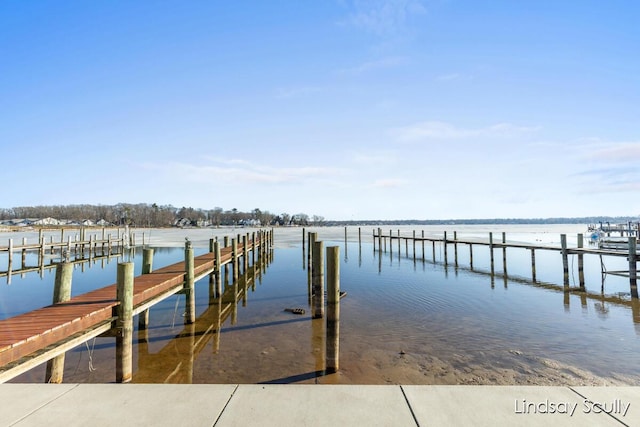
[0,229,274,383]
[372,228,639,298]
[0,227,135,283]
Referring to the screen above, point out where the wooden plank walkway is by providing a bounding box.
[0,231,272,382]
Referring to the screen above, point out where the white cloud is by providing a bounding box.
[141,159,342,186]
[393,121,540,142]
[587,142,640,161]
[342,0,427,36]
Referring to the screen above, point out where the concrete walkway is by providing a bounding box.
[0,384,638,426]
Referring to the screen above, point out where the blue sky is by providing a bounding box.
[1,1,639,220]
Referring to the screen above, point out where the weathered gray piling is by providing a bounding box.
[443,231,448,265]
[577,233,585,289]
[629,237,638,299]
[214,240,222,297]
[453,231,458,267]
[561,234,569,288]
[326,245,340,373]
[531,249,537,282]
[45,261,73,383]
[489,232,495,275]
[312,240,325,319]
[502,232,507,275]
[139,248,154,329]
[232,238,239,281]
[184,241,195,324]
[116,262,134,383]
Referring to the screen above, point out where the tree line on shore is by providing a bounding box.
[0,204,325,227]
[0,204,636,228]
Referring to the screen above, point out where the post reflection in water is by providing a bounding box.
[132,249,271,384]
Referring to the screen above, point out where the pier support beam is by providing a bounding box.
[139,248,154,329]
[326,246,340,373]
[629,237,638,299]
[116,262,134,383]
[577,234,585,289]
[184,241,195,324]
[45,261,73,383]
[561,234,569,288]
[312,240,325,319]
[489,233,494,275]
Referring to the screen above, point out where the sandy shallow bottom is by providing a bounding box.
[6,226,639,386]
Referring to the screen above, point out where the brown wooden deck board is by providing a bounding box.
[0,238,264,372]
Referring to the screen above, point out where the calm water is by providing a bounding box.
[2,225,639,385]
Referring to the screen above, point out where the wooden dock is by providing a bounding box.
[0,230,273,383]
[372,228,638,298]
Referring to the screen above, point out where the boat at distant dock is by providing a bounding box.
[587,221,639,249]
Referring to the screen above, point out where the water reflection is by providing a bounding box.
[133,252,272,383]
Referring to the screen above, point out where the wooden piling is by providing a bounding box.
[469,243,474,269]
[116,262,134,383]
[243,234,248,274]
[531,249,536,282]
[139,248,154,329]
[489,232,494,275]
[232,238,239,281]
[326,245,340,373]
[214,240,222,297]
[561,234,569,288]
[185,241,195,324]
[443,231,448,265]
[312,240,325,319]
[421,230,425,260]
[378,228,382,253]
[453,231,458,267]
[45,261,73,383]
[577,233,585,289]
[629,237,638,299]
[502,232,507,276]
[389,230,393,255]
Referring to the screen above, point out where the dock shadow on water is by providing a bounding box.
[8,229,640,386]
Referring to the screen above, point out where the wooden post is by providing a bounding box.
[232,238,238,281]
[629,237,638,299]
[45,261,73,383]
[139,248,154,329]
[412,230,416,260]
[224,236,230,279]
[561,234,569,288]
[577,233,585,289]
[252,232,256,265]
[502,232,507,276]
[389,230,393,255]
[469,244,474,269]
[443,231,448,265]
[8,238,13,269]
[116,262,134,383]
[397,229,401,253]
[214,240,222,297]
[378,228,382,253]
[344,227,347,245]
[242,234,248,274]
[326,245,340,373]
[421,231,425,260]
[185,241,195,324]
[21,237,27,269]
[312,240,325,319]
[453,231,458,267]
[308,232,317,302]
[531,249,537,282]
[358,227,361,248]
[489,232,494,275]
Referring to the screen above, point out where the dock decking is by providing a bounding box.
[0,230,273,383]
